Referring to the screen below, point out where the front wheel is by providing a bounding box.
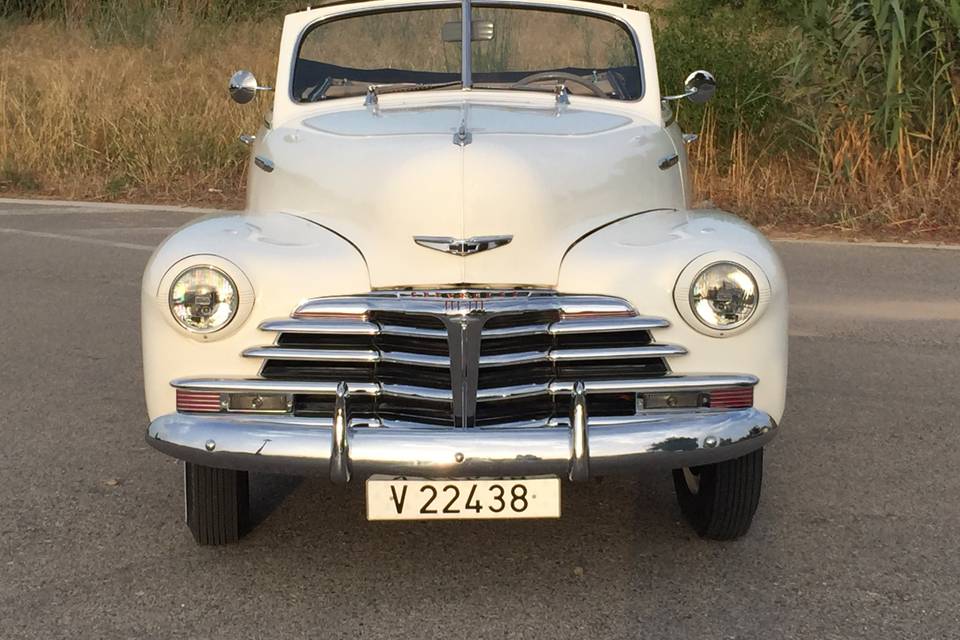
[184,462,249,545]
[672,448,763,540]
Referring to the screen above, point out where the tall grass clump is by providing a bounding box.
[0,10,282,202]
[654,0,960,233]
[779,0,960,230]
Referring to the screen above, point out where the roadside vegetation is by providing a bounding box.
[1,0,958,237]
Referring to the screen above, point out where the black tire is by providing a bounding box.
[184,462,249,545]
[672,448,763,540]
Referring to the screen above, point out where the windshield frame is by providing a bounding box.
[289,0,645,105]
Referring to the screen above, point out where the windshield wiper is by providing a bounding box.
[362,81,463,112]
[371,81,462,95]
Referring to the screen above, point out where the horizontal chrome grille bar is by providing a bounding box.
[171,378,381,395]
[294,294,638,318]
[550,316,670,334]
[243,347,379,363]
[172,375,757,402]
[380,383,452,401]
[379,324,447,339]
[549,345,687,361]
[549,375,758,394]
[482,323,551,338]
[478,317,671,341]
[380,351,450,367]
[477,383,550,401]
[249,345,682,369]
[259,319,379,335]
[477,375,758,400]
[478,351,549,367]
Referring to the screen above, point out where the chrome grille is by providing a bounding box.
[244,290,686,427]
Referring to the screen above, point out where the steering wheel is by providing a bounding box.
[512,71,607,98]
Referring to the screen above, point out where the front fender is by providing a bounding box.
[141,212,369,420]
[558,209,788,423]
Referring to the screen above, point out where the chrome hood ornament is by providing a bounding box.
[414,235,513,256]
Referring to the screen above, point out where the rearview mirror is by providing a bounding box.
[683,70,716,104]
[441,20,495,42]
[229,70,273,105]
[662,70,716,105]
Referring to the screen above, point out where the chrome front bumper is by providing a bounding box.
[146,407,777,482]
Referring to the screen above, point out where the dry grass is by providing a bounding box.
[0,19,279,204]
[687,105,960,237]
[0,18,957,237]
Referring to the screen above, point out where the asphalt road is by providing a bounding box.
[1,199,958,639]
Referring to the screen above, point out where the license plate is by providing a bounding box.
[366,476,561,521]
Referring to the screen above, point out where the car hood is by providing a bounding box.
[248,98,685,288]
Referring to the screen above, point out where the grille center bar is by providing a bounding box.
[442,313,486,428]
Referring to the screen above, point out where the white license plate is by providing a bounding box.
[366,476,561,521]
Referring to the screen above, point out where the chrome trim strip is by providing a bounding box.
[146,409,778,480]
[478,351,549,367]
[558,297,636,316]
[481,323,551,338]
[568,381,590,482]
[171,378,380,396]
[380,384,453,402]
[262,311,652,341]
[476,383,549,401]
[171,374,756,401]
[550,316,670,334]
[248,345,453,367]
[477,375,757,401]
[549,375,758,394]
[242,347,380,362]
[379,324,447,339]
[549,345,687,361]
[259,319,379,335]
[380,351,451,367]
[294,294,638,318]
[293,299,372,317]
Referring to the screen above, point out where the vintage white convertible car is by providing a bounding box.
[143,0,787,544]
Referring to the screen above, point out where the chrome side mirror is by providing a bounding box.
[683,70,716,104]
[663,70,716,104]
[229,70,273,105]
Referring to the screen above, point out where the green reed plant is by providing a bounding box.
[780,0,960,186]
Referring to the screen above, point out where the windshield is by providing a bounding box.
[292,4,642,103]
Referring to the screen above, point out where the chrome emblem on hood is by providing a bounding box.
[413,235,513,256]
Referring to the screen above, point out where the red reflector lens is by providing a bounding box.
[176,390,222,413]
[708,387,754,409]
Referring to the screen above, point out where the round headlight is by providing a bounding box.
[168,266,238,333]
[689,262,758,330]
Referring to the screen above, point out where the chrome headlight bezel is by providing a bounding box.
[168,265,239,334]
[674,253,771,337]
[158,256,255,341]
